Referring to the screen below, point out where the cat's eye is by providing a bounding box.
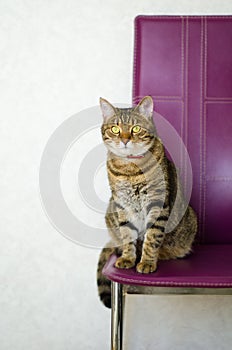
[111,126,120,134]
[132,125,141,133]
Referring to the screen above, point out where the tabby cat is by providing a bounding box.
[97,96,197,308]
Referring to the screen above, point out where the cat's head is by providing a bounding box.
[100,96,157,158]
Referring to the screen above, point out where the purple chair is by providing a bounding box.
[103,16,232,350]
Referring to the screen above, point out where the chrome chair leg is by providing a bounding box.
[111,282,124,350]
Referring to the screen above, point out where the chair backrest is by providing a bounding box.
[133,16,232,244]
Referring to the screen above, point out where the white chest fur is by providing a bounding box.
[115,181,147,234]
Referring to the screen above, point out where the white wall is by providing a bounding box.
[1,1,232,349]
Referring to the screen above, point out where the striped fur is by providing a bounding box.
[97,96,197,307]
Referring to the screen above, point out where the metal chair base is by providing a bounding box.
[110,283,232,350]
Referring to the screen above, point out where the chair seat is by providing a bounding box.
[103,245,232,288]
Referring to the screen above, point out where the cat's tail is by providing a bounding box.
[97,242,118,308]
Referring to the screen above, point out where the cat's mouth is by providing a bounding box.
[119,144,147,159]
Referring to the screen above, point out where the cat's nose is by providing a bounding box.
[122,138,130,145]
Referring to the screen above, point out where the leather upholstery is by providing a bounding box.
[103,245,232,287]
[133,16,232,244]
[103,16,232,287]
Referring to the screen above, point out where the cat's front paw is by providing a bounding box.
[136,261,157,274]
[115,256,136,269]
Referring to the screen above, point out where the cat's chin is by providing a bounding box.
[105,141,154,159]
[106,143,155,159]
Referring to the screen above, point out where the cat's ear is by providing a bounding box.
[135,96,154,119]
[99,98,116,121]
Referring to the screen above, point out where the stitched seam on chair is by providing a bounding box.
[206,97,232,100]
[203,103,207,240]
[205,100,232,103]
[180,17,184,187]
[181,17,185,100]
[205,18,208,103]
[133,95,182,101]
[148,99,182,103]
[202,17,207,241]
[199,17,204,242]
[132,18,139,103]
[135,16,232,20]
[133,97,232,104]
[206,176,232,181]
[184,18,189,195]
[103,259,232,288]
[107,275,232,287]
